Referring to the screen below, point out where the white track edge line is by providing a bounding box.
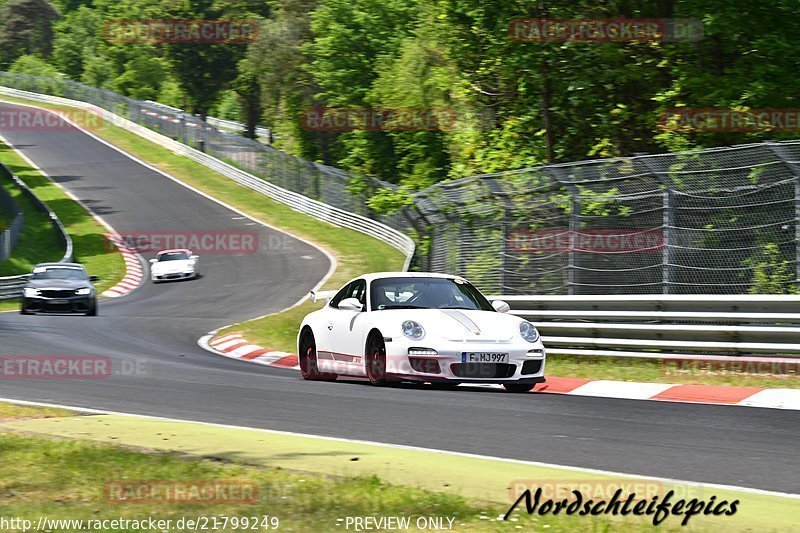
[0,395,796,500]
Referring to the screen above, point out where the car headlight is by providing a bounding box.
[75,288,92,296]
[23,288,39,297]
[519,321,540,343]
[402,320,425,340]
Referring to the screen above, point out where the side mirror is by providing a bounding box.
[492,300,511,313]
[149,259,158,264]
[338,297,363,311]
[89,275,100,282]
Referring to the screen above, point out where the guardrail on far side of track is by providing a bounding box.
[0,170,23,262]
[493,294,800,358]
[0,161,72,300]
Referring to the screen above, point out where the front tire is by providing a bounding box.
[366,333,388,386]
[503,383,535,393]
[20,302,31,315]
[86,300,97,316]
[299,330,337,381]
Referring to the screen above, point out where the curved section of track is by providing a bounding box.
[0,102,797,495]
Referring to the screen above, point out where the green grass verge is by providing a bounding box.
[546,353,800,389]
[0,139,125,312]
[7,404,794,532]
[0,402,74,420]
[1,431,676,533]
[0,147,63,276]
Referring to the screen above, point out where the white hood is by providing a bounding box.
[384,309,519,342]
[152,259,195,274]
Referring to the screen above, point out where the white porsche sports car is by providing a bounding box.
[149,249,200,282]
[297,272,546,392]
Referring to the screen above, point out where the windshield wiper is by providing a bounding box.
[380,304,427,309]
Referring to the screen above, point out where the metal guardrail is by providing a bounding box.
[0,86,415,269]
[142,101,272,142]
[0,161,72,300]
[206,116,272,141]
[0,175,23,262]
[494,294,800,357]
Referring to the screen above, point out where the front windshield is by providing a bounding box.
[370,277,494,312]
[31,267,87,281]
[158,252,190,261]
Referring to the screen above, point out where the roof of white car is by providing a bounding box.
[157,249,192,255]
[356,272,464,283]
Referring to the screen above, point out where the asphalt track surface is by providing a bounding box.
[0,102,798,495]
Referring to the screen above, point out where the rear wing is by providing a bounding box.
[309,290,337,303]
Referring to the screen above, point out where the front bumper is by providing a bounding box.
[384,339,546,383]
[22,295,95,314]
[152,271,196,281]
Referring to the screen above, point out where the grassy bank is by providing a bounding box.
[0,139,125,311]
[0,144,64,276]
[5,401,792,532]
[546,353,800,389]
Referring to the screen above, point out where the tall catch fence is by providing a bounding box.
[1,72,798,295]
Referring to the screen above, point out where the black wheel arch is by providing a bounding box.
[365,328,384,354]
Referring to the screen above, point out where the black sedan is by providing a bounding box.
[21,262,98,316]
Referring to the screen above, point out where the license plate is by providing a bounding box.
[461,352,509,363]
[50,299,69,304]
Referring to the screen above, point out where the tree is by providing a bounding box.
[8,54,60,77]
[51,5,103,78]
[0,0,60,65]
[157,0,251,119]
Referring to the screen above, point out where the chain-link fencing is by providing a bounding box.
[1,72,797,295]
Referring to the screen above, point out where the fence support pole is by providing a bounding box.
[663,189,675,295]
[637,155,675,295]
[796,178,800,290]
[568,193,580,295]
[763,142,800,292]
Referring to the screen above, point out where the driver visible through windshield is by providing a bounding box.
[370,277,494,312]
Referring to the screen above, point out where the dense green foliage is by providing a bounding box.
[2,0,800,189]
